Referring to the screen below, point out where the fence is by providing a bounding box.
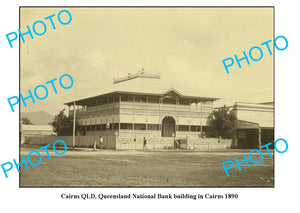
[187,138,232,151]
[116,137,174,150]
[25,135,116,149]
[25,135,232,151]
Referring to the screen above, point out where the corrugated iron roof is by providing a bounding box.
[65,75,219,105]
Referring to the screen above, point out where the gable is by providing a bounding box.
[162,89,182,99]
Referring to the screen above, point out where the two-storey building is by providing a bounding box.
[65,71,219,149]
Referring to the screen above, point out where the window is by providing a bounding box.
[120,123,133,130]
[147,124,159,130]
[191,125,200,132]
[79,126,86,136]
[134,124,146,130]
[178,125,189,131]
[179,99,190,105]
[113,123,119,130]
[163,98,176,104]
[96,125,101,131]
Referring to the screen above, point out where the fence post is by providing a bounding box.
[77,134,79,147]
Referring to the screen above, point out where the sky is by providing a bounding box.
[20,7,274,115]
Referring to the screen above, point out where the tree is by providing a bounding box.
[207,105,235,139]
[21,117,33,125]
[50,109,78,136]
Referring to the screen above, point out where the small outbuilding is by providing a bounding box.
[231,102,274,149]
[20,124,56,144]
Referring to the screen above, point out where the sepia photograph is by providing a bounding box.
[19,7,274,187]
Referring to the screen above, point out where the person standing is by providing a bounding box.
[143,137,147,149]
[99,136,103,150]
[94,135,104,151]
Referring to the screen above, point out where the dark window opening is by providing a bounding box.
[163,98,176,104]
[96,125,101,131]
[179,99,190,105]
[121,96,134,102]
[113,123,119,130]
[178,125,189,131]
[147,124,159,130]
[134,124,146,130]
[120,123,133,130]
[191,125,200,132]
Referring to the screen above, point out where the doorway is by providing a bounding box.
[162,116,175,137]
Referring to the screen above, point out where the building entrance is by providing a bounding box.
[162,116,175,137]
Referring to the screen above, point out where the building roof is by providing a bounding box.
[65,72,219,105]
[233,102,274,110]
[233,102,273,128]
[214,102,274,111]
[235,119,260,129]
[21,124,54,132]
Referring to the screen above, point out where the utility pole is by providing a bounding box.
[72,101,76,149]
